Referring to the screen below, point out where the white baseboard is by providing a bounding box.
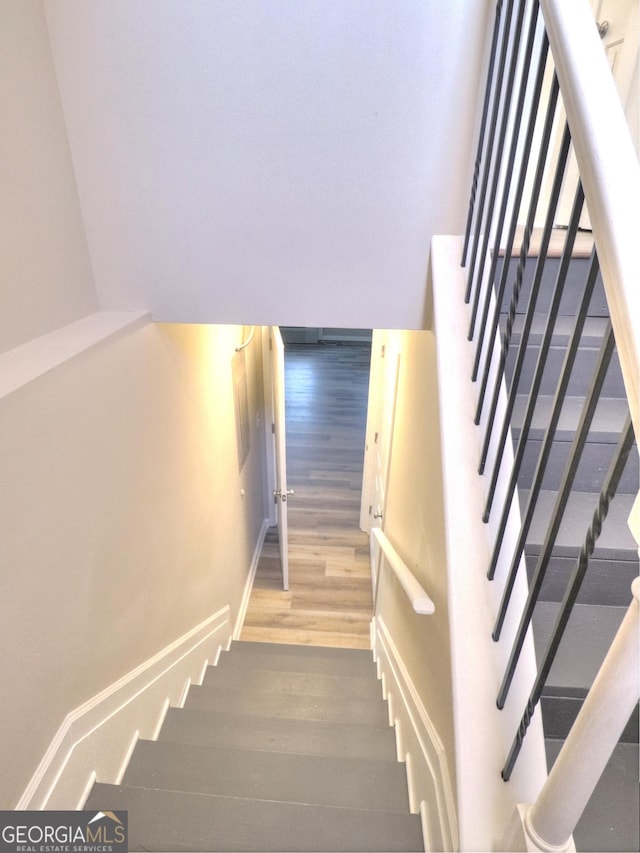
[17,605,232,810]
[372,615,459,853]
[233,517,269,640]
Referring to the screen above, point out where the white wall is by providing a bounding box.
[0,1,97,354]
[0,321,268,809]
[0,4,269,808]
[43,0,492,330]
[370,329,456,787]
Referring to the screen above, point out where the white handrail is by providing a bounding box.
[541,0,640,432]
[505,579,640,852]
[371,527,435,615]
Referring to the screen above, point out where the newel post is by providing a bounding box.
[503,574,640,852]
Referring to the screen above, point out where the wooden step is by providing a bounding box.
[122,740,410,813]
[544,739,639,853]
[221,641,375,678]
[158,707,398,762]
[526,553,639,607]
[518,438,639,495]
[84,784,425,852]
[511,395,631,445]
[521,489,638,563]
[532,602,629,693]
[505,343,626,399]
[202,664,383,702]
[183,683,389,727]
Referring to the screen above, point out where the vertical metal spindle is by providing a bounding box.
[472,8,546,382]
[478,121,571,491]
[487,248,599,583]
[485,182,585,521]
[474,72,560,426]
[467,0,531,342]
[462,0,505,267]
[465,0,517,305]
[501,416,636,780]
[496,324,617,708]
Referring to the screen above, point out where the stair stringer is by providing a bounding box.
[16,605,232,811]
[372,614,458,853]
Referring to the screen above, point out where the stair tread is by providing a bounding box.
[506,345,625,398]
[184,683,389,726]
[124,740,409,813]
[511,314,609,346]
[229,641,373,661]
[158,707,397,761]
[532,602,628,691]
[218,646,376,678]
[85,784,424,852]
[521,489,639,559]
[512,395,631,444]
[545,739,639,853]
[202,665,382,700]
[518,439,639,495]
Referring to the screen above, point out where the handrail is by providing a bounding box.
[371,527,435,615]
[505,578,640,851]
[541,0,640,432]
[235,326,255,352]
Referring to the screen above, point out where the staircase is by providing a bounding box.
[501,251,640,852]
[85,641,424,852]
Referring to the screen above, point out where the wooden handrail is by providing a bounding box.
[371,527,435,615]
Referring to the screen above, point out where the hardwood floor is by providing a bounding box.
[241,342,374,649]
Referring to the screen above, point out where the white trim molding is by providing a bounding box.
[17,606,232,810]
[372,615,458,853]
[233,517,270,640]
[0,311,150,402]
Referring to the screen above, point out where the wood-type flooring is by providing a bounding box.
[241,342,374,649]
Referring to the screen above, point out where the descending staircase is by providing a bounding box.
[501,251,640,852]
[85,641,424,852]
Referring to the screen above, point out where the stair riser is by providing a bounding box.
[518,440,639,494]
[497,257,608,317]
[526,554,640,607]
[520,490,638,562]
[541,694,639,743]
[504,345,625,398]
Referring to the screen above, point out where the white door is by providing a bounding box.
[360,332,400,594]
[270,326,290,591]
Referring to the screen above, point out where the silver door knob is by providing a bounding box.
[373,511,383,520]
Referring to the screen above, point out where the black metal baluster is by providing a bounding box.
[479,121,571,495]
[462,0,505,267]
[484,180,584,522]
[501,416,636,780]
[475,72,560,426]
[465,0,517,305]
[488,247,599,586]
[472,8,546,382]
[468,0,531,342]
[496,323,617,709]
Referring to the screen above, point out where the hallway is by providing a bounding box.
[241,342,374,648]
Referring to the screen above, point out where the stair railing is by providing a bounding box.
[461,0,639,849]
[371,527,435,615]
